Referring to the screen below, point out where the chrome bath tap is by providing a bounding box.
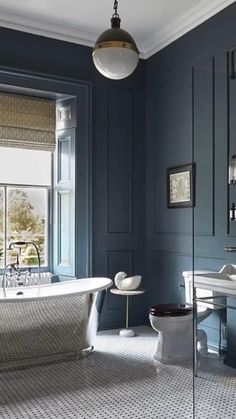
[2,241,41,298]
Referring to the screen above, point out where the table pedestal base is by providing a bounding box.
[110,289,145,339]
[119,329,136,337]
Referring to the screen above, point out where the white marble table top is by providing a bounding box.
[110,288,145,296]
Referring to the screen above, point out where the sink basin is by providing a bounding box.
[195,272,233,281]
[220,264,236,275]
[194,267,236,296]
[196,273,230,280]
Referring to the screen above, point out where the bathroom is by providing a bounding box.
[0,1,236,418]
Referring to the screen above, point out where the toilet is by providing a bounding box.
[149,270,214,363]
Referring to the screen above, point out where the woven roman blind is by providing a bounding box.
[0,92,56,152]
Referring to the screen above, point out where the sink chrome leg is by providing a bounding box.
[193,286,198,377]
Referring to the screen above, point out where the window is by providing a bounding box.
[0,147,51,269]
[0,92,77,277]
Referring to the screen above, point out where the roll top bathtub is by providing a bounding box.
[0,277,112,371]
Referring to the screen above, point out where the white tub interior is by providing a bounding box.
[0,277,113,301]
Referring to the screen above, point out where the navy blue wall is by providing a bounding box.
[0,26,146,330]
[145,2,236,356]
[1,1,236,342]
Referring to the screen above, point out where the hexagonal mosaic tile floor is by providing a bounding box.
[0,326,235,418]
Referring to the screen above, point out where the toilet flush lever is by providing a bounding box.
[224,246,236,252]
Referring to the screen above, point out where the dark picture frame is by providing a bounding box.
[166,163,195,208]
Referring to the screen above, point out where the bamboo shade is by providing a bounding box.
[0,92,56,151]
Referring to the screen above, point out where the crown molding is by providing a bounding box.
[0,9,98,48]
[0,0,234,59]
[141,0,236,59]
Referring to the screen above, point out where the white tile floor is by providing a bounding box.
[0,326,235,419]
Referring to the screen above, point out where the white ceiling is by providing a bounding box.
[0,0,234,58]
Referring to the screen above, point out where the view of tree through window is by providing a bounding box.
[7,188,47,266]
[0,147,51,269]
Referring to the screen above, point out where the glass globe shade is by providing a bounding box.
[93,46,139,80]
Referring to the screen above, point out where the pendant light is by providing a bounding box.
[92,0,139,80]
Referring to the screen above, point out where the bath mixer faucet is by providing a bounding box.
[2,241,41,297]
[2,261,26,289]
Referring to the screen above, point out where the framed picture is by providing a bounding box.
[166,163,195,208]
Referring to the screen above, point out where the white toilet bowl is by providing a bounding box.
[149,304,193,363]
[149,270,217,363]
[149,303,211,363]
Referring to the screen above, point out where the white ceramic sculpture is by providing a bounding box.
[114,271,141,291]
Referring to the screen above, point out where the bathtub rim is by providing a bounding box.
[0,277,113,302]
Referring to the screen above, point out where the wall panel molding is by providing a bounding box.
[151,250,192,258]
[153,72,192,236]
[193,58,215,237]
[106,86,133,235]
[151,249,226,261]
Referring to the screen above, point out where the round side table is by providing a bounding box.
[110,288,145,337]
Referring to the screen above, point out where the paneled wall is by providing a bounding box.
[145,68,193,311]
[0,26,146,330]
[93,84,146,329]
[2,2,236,337]
[145,2,236,356]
